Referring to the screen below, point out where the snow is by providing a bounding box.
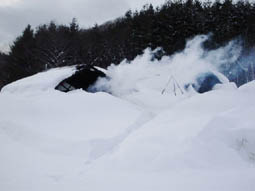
[1,66,76,94]
[0,35,255,191]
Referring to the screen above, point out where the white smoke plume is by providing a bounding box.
[91,34,243,96]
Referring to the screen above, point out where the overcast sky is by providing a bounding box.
[0,0,167,52]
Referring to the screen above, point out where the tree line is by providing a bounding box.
[0,0,255,89]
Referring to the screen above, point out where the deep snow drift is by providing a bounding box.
[0,35,255,191]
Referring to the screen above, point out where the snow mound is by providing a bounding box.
[91,83,253,169]
[1,66,76,94]
[0,35,254,191]
[239,80,255,93]
[196,105,255,164]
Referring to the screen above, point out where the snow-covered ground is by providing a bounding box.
[0,36,255,191]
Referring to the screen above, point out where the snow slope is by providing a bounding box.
[0,36,255,191]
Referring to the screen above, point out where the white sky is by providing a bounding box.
[0,0,166,52]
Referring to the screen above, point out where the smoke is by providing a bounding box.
[227,47,255,85]
[91,34,245,97]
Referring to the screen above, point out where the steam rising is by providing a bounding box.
[91,35,244,96]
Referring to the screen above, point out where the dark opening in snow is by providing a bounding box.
[185,72,222,93]
[55,65,106,92]
[196,73,221,93]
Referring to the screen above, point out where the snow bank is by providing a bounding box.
[0,36,254,191]
[0,66,144,191]
[1,66,76,94]
[72,82,254,191]
[90,83,253,169]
